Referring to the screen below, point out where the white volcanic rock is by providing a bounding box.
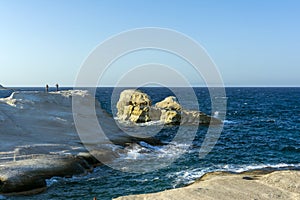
[0,90,89,153]
[0,90,156,154]
[0,90,161,194]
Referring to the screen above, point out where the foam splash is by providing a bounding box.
[109,141,192,173]
[223,120,237,124]
[120,141,191,160]
[168,163,300,188]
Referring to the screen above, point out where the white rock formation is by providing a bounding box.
[0,90,161,194]
[0,90,148,155]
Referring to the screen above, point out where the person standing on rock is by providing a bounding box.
[46,84,49,92]
[56,83,59,91]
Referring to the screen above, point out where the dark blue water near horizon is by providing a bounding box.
[2,87,300,200]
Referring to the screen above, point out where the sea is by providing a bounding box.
[1,87,299,200]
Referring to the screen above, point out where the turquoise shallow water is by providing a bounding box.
[1,87,300,200]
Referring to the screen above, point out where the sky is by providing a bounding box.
[0,0,299,87]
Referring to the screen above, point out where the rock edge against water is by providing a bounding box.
[114,170,300,200]
[0,150,119,195]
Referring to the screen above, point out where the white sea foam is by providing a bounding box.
[109,140,192,173]
[223,120,237,124]
[139,141,161,151]
[115,117,163,127]
[168,163,300,187]
[121,141,190,160]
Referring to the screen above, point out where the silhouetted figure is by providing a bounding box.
[46,84,49,92]
[56,83,59,91]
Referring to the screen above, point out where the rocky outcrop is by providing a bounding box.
[116,89,152,123]
[116,89,221,125]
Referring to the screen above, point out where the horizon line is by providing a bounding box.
[3,85,300,88]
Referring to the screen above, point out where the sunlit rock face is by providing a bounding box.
[116,89,152,123]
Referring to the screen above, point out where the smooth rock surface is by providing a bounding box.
[0,155,88,194]
[114,170,300,200]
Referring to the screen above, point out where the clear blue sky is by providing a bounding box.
[0,0,299,87]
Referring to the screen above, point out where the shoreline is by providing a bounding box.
[114,169,300,200]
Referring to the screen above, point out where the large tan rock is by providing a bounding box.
[155,96,181,111]
[117,90,152,123]
[155,96,182,124]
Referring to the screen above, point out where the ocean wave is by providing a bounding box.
[120,141,190,160]
[280,146,300,153]
[168,163,300,188]
[109,141,192,172]
[223,120,237,124]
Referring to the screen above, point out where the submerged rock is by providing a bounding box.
[116,89,221,125]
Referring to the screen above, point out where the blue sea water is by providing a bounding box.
[2,87,300,200]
